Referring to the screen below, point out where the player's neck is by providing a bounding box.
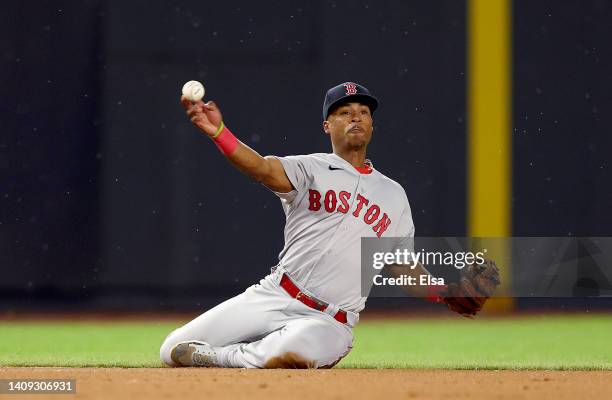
[333,148,367,168]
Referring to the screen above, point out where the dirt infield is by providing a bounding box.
[1,368,611,400]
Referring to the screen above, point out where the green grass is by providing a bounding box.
[344,315,612,370]
[1,315,611,369]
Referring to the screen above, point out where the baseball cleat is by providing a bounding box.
[170,341,218,367]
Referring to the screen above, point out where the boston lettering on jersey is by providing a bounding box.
[307,189,391,237]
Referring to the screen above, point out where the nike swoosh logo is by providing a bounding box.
[328,166,343,171]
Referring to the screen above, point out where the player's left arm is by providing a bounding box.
[388,260,501,317]
[387,263,439,299]
[390,189,500,317]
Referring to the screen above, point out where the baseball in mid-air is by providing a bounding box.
[182,80,205,102]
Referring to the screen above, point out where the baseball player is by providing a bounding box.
[159,82,499,369]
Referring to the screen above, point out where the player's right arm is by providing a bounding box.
[181,96,293,193]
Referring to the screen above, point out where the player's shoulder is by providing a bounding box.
[278,152,333,165]
[372,168,411,208]
[304,152,335,161]
[373,169,407,194]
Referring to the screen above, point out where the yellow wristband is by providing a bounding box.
[212,121,225,139]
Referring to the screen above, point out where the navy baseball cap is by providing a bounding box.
[323,82,378,120]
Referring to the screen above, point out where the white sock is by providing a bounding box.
[215,343,245,368]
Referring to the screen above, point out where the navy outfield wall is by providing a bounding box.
[1,1,610,310]
[98,0,466,307]
[1,0,466,309]
[1,1,104,305]
[512,0,612,236]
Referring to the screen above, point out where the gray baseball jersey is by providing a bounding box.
[161,151,415,369]
[274,152,415,313]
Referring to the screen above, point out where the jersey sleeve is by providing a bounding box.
[393,199,416,259]
[271,155,312,203]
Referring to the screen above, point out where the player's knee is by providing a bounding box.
[159,330,181,367]
[263,351,315,369]
[260,335,317,369]
[261,322,351,369]
[262,346,347,369]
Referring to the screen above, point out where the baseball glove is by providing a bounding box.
[442,259,501,317]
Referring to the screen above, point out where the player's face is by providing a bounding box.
[324,102,373,150]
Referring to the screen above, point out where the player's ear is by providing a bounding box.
[323,120,330,135]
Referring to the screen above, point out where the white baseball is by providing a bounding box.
[182,80,205,102]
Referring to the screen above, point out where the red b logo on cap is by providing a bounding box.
[343,83,357,95]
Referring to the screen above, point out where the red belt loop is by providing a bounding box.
[279,274,348,324]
